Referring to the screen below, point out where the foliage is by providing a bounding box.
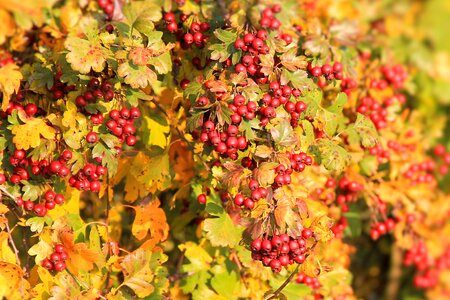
[0,0,449,299]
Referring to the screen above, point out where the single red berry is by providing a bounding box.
[197,194,207,204]
[302,228,313,239]
[53,261,66,272]
[86,132,98,144]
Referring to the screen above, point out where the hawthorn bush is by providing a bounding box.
[0,0,450,299]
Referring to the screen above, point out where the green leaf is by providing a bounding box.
[21,182,41,201]
[301,89,322,117]
[216,102,233,126]
[322,110,338,136]
[118,62,157,89]
[317,139,350,173]
[148,52,172,74]
[281,69,315,91]
[345,113,379,148]
[184,81,204,104]
[65,36,109,74]
[270,121,297,147]
[239,118,260,140]
[203,199,243,247]
[26,217,51,233]
[269,276,312,300]
[122,1,162,38]
[214,29,238,44]
[300,120,315,147]
[210,266,239,299]
[343,209,362,237]
[359,155,378,176]
[327,92,347,113]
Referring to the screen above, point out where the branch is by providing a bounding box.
[265,264,300,300]
[384,244,402,300]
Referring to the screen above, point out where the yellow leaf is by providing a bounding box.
[0,261,30,299]
[0,10,15,45]
[0,232,16,263]
[0,203,8,214]
[0,63,23,111]
[28,238,53,264]
[143,112,170,148]
[131,198,169,248]
[11,113,56,150]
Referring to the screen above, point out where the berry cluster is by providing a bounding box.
[163,11,210,49]
[76,78,115,109]
[369,218,396,240]
[250,229,313,272]
[379,65,408,90]
[20,190,65,217]
[403,160,435,185]
[258,4,282,30]
[309,62,344,90]
[295,272,321,290]
[50,71,76,100]
[433,144,450,175]
[334,177,363,212]
[105,107,140,146]
[97,0,114,19]
[41,244,68,272]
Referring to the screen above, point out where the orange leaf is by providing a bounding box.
[59,228,101,275]
[132,198,169,249]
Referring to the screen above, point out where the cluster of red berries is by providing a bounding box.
[369,218,396,240]
[379,65,408,90]
[0,93,45,118]
[295,272,321,290]
[20,190,65,217]
[97,0,114,19]
[339,77,358,96]
[50,71,76,100]
[331,216,348,239]
[433,144,450,175]
[334,177,363,212]
[41,244,67,272]
[180,21,210,49]
[233,180,268,210]
[309,62,344,88]
[250,229,313,272]
[69,162,107,192]
[261,82,306,128]
[163,11,210,49]
[75,78,115,109]
[199,120,248,160]
[6,148,72,184]
[259,4,282,30]
[356,96,390,129]
[403,241,442,289]
[105,107,141,146]
[367,144,390,163]
[403,160,435,185]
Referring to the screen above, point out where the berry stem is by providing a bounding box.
[265,264,300,300]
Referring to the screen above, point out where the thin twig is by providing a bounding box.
[265,264,300,300]
[103,178,113,291]
[0,187,24,298]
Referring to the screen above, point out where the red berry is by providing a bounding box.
[197,194,207,204]
[53,261,66,272]
[54,194,65,205]
[34,204,47,217]
[55,244,65,253]
[86,132,98,144]
[302,228,313,239]
[42,258,53,270]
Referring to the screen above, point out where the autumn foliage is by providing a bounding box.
[1,0,450,299]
